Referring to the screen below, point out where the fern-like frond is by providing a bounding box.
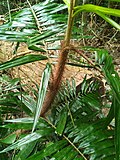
[0,0,67,51]
[52,76,103,119]
[0,49,119,159]
[95,49,120,159]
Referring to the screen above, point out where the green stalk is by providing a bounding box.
[65,0,75,46]
[7,0,11,22]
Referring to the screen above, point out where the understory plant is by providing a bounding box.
[0,0,120,159]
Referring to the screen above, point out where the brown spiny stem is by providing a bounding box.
[40,44,102,117]
[40,0,76,117]
[71,47,102,73]
[40,44,70,117]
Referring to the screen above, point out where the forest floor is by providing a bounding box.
[0,40,120,88]
[0,24,120,93]
[0,25,119,118]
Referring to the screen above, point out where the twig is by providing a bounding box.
[26,0,41,32]
[44,118,88,160]
[71,46,102,73]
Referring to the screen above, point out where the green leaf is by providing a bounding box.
[28,45,46,52]
[14,141,37,160]
[0,98,19,107]
[19,95,37,114]
[95,49,108,65]
[0,54,48,71]
[74,158,84,160]
[74,4,120,17]
[0,106,20,114]
[26,140,68,160]
[2,78,20,91]
[104,71,120,104]
[1,123,33,130]
[0,1,67,49]
[52,145,74,159]
[95,46,120,159]
[0,133,16,144]
[0,31,29,42]
[0,132,41,153]
[74,4,120,29]
[32,63,51,132]
[108,0,120,2]
[56,107,68,135]
[103,102,114,128]
[4,118,34,123]
[96,11,120,31]
[114,97,120,160]
[29,31,58,44]
[81,93,102,111]
[0,126,53,154]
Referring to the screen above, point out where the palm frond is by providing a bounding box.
[0,0,67,51]
[0,50,119,159]
[52,76,103,118]
[95,49,120,159]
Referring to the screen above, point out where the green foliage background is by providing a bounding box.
[0,0,120,159]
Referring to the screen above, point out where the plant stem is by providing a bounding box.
[7,0,11,22]
[40,0,75,117]
[65,0,75,45]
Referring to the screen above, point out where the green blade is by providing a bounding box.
[32,63,51,132]
[0,132,42,153]
[0,54,48,71]
[56,107,68,135]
